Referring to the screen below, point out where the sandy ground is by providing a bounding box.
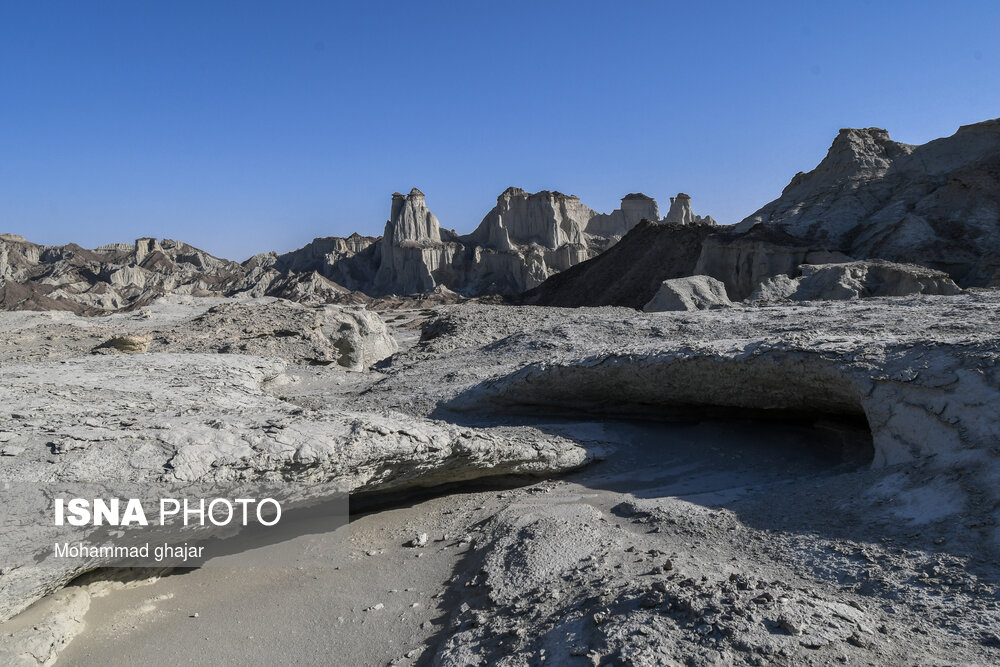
[53,416,883,666]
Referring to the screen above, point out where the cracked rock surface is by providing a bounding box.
[1,290,999,665]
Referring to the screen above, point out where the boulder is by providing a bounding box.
[94,334,153,354]
[185,300,398,371]
[643,275,733,312]
[750,260,962,303]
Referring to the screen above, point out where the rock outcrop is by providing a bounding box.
[93,334,152,354]
[1,188,703,312]
[3,292,1000,661]
[664,193,694,224]
[357,187,694,297]
[374,188,450,294]
[643,275,733,311]
[0,235,246,314]
[662,192,716,225]
[692,226,855,300]
[183,300,399,370]
[0,298,590,621]
[749,260,962,303]
[469,187,593,249]
[733,119,1000,287]
[242,233,379,296]
[521,220,717,309]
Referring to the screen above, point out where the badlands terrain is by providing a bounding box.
[0,120,999,666]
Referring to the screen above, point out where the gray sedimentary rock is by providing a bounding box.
[750,260,962,303]
[643,275,733,311]
[0,298,592,622]
[471,187,593,249]
[664,192,695,224]
[242,233,379,297]
[693,228,855,300]
[424,297,999,476]
[0,185,713,309]
[0,235,246,314]
[583,193,659,237]
[182,299,399,370]
[2,293,1000,660]
[367,187,683,297]
[732,119,1000,286]
[374,189,448,294]
[523,220,722,309]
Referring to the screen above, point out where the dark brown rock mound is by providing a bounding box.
[520,220,716,309]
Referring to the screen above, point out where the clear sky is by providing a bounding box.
[1,1,997,260]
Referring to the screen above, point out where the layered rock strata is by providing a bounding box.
[0,188,701,311]
[731,119,1000,287]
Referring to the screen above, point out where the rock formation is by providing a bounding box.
[664,193,694,224]
[0,235,246,314]
[521,220,717,309]
[731,118,1000,287]
[93,334,153,354]
[526,120,999,308]
[662,192,716,225]
[374,188,450,294]
[643,275,733,311]
[748,259,962,303]
[2,290,1000,664]
[0,297,592,622]
[0,188,699,312]
[243,233,379,296]
[469,187,592,248]
[692,226,855,300]
[324,187,690,297]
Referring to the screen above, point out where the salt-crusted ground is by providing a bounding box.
[2,292,1000,665]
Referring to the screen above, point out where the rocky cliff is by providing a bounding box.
[529,119,1000,307]
[0,187,692,312]
[729,118,1000,287]
[270,187,688,298]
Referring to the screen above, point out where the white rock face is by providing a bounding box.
[388,188,441,244]
[374,189,446,294]
[643,275,733,311]
[0,299,592,622]
[750,260,962,303]
[584,193,659,237]
[0,186,720,306]
[472,187,593,249]
[367,187,686,296]
[664,193,695,224]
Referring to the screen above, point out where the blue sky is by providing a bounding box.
[1,1,997,260]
